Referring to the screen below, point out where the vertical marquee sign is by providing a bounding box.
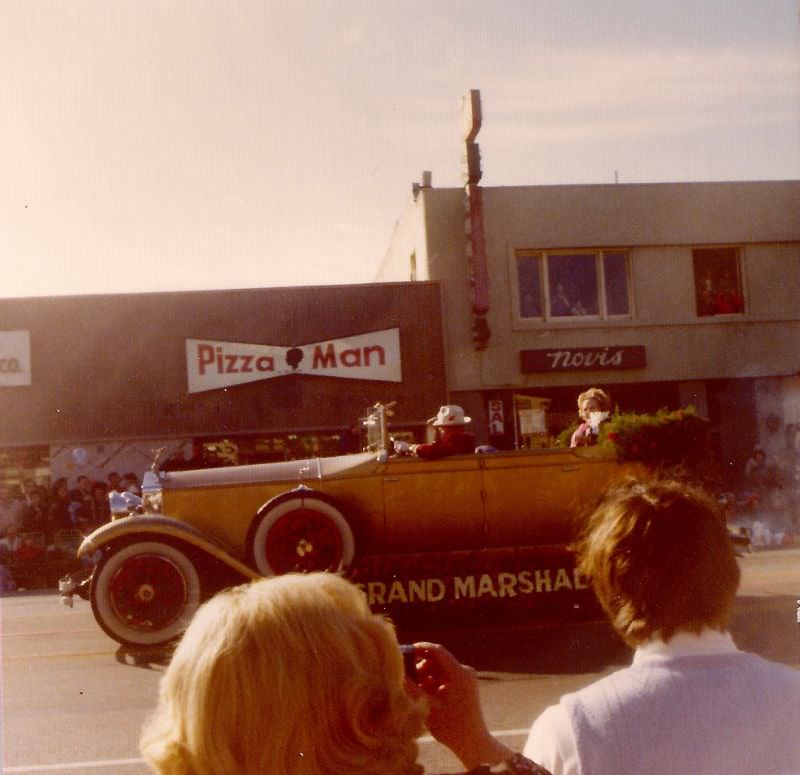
[462,89,491,350]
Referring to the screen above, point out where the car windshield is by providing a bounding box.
[363,402,391,452]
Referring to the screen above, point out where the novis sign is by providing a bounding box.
[520,345,646,373]
[186,328,402,393]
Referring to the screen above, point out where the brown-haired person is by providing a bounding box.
[523,478,800,775]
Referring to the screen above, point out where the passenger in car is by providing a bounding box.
[569,388,612,448]
[140,572,551,775]
[395,405,477,460]
[523,478,800,775]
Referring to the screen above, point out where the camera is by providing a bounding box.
[399,644,418,682]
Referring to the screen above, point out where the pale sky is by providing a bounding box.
[2,0,798,299]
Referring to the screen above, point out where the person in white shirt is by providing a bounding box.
[523,478,800,775]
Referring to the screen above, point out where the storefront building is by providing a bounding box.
[0,282,447,488]
[375,176,800,483]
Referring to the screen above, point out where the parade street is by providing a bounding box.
[2,548,798,775]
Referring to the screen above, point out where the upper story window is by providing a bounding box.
[693,247,744,316]
[515,250,631,320]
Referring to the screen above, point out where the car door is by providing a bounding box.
[381,454,484,553]
[480,447,610,548]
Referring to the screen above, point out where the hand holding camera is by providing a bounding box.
[401,642,513,770]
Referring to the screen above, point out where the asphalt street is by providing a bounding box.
[1,548,797,775]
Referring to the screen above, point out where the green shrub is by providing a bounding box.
[597,406,709,468]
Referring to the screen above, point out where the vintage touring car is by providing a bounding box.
[60,403,646,647]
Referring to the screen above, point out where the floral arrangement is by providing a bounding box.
[598,406,710,467]
[558,406,710,469]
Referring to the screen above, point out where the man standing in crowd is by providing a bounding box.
[523,478,800,775]
[70,475,94,526]
[107,471,122,495]
[0,484,24,537]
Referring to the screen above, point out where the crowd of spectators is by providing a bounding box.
[720,436,800,549]
[0,471,140,592]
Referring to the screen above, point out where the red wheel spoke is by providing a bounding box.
[265,507,344,574]
[108,554,189,632]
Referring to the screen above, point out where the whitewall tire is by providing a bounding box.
[251,496,355,576]
[90,540,202,648]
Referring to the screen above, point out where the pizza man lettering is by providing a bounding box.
[187,330,401,392]
[196,344,275,375]
[196,342,388,375]
[312,343,387,369]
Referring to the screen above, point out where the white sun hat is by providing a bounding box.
[428,405,471,426]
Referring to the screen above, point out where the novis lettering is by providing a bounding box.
[520,345,646,373]
[547,348,623,370]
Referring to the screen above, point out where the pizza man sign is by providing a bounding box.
[186,328,402,393]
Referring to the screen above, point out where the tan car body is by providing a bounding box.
[81,446,635,565]
[67,407,643,647]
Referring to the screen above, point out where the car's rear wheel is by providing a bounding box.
[90,540,202,648]
[251,496,355,576]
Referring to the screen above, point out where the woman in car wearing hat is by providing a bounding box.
[395,405,476,460]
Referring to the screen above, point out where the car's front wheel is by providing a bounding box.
[90,540,202,648]
[250,495,355,576]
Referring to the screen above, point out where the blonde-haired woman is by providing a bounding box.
[140,572,550,775]
[569,388,612,448]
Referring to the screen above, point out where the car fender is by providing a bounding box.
[246,484,348,549]
[78,515,260,581]
[255,484,339,518]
